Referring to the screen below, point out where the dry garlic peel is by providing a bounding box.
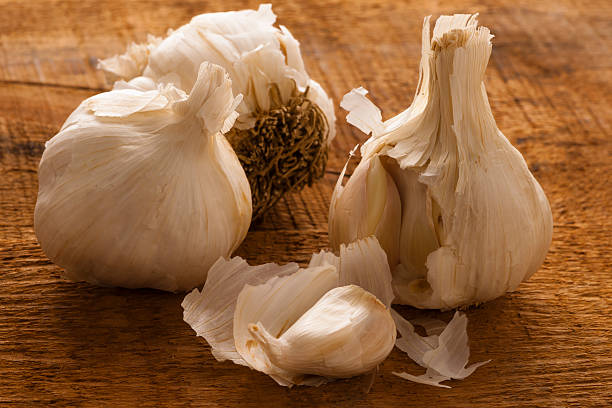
[35,63,251,291]
[392,310,490,388]
[99,4,336,219]
[309,236,395,308]
[182,237,395,387]
[330,14,553,309]
[182,257,300,364]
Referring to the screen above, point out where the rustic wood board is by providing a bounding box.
[1,0,610,406]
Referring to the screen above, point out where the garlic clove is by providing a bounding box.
[233,265,339,385]
[35,63,251,291]
[183,236,396,386]
[329,154,402,268]
[248,285,396,379]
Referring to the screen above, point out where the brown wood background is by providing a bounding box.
[1,0,611,406]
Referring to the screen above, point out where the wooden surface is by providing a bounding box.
[1,0,611,406]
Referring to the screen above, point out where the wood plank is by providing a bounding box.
[1,0,610,406]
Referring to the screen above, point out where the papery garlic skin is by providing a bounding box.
[182,257,299,363]
[248,285,396,378]
[391,310,490,388]
[331,15,553,309]
[34,63,251,291]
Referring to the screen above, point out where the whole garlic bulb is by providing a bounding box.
[330,15,553,309]
[34,63,251,291]
[99,4,336,219]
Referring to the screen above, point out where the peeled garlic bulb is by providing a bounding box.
[34,63,251,291]
[182,237,395,386]
[99,4,336,219]
[330,14,553,309]
[248,285,395,378]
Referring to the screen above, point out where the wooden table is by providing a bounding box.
[1,0,610,406]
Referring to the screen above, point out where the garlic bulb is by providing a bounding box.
[34,63,251,291]
[182,237,395,386]
[99,4,336,219]
[330,14,553,309]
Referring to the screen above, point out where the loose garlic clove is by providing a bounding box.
[182,237,395,386]
[248,285,396,379]
[332,14,553,309]
[35,63,251,291]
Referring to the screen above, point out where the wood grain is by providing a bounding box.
[1,0,611,406]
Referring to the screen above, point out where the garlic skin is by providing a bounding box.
[391,310,489,388]
[182,236,395,386]
[248,285,396,378]
[34,63,251,291]
[331,15,553,309]
[98,4,336,219]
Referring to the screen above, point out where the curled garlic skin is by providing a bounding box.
[35,63,251,291]
[391,309,490,388]
[183,237,396,386]
[330,14,553,309]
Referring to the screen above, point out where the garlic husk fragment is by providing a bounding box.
[182,236,395,386]
[331,14,553,309]
[309,236,395,308]
[98,4,336,219]
[34,63,251,291]
[392,310,490,388]
[182,257,299,363]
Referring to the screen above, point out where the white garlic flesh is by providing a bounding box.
[182,237,395,386]
[330,14,553,309]
[34,63,251,291]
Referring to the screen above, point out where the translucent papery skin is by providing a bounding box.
[34,63,251,291]
[335,15,553,309]
[98,4,336,141]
